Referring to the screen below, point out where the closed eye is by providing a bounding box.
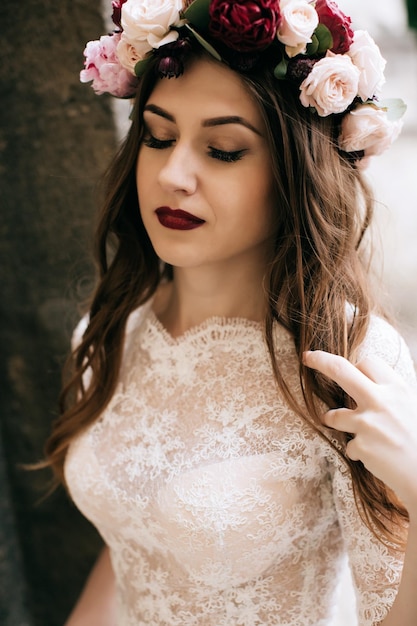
[143,134,174,150]
[208,147,246,163]
[142,134,246,163]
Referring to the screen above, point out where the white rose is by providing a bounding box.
[339,103,403,156]
[348,30,386,101]
[299,52,360,117]
[121,0,182,49]
[116,35,151,73]
[285,42,310,58]
[277,0,319,49]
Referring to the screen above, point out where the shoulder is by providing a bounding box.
[357,314,416,385]
[71,299,153,351]
[124,300,153,342]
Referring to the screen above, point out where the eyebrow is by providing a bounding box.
[143,104,262,136]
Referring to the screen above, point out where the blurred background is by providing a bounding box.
[341,0,417,362]
[0,1,416,625]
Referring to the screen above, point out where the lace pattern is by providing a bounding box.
[65,302,416,625]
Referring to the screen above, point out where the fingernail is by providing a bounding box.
[302,350,312,364]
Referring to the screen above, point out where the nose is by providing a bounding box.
[158,142,198,195]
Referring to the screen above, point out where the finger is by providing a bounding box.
[322,407,358,434]
[303,350,375,404]
[345,437,361,462]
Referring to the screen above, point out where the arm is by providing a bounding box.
[64,546,117,626]
[304,350,417,626]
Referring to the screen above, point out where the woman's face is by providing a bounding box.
[136,56,276,274]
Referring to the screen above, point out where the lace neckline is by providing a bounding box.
[138,301,296,354]
[147,305,265,346]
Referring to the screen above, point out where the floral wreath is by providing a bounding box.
[81,0,406,163]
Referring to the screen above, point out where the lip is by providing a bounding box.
[155,207,205,231]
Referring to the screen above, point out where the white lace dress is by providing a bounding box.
[65,301,416,626]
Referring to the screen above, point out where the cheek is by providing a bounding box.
[136,151,154,208]
[228,169,276,228]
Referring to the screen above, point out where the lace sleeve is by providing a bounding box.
[71,314,90,351]
[330,316,416,626]
[330,454,405,625]
[356,316,417,386]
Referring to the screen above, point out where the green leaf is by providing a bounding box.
[134,57,151,78]
[273,57,288,80]
[183,0,211,30]
[306,34,319,56]
[184,23,222,61]
[314,23,333,54]
[374,98,407,121]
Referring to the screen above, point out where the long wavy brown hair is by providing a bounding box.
[46,50,408,547]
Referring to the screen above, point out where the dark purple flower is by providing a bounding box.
[287,58,318,83]
[155,38,192,79]
[157,55,184,78]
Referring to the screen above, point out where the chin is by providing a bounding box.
[154,251,204,270]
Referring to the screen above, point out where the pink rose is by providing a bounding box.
[277,0,319,56]
[315,0,354,54]
[348,30,386,101]
[112,0,128,29]
[339,104,403,157]
[299,52,360,116]
[209,0,282,52]
[80,33,138,98]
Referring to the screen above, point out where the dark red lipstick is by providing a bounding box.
[155,207,205,231]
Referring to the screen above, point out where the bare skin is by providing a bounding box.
[136,58,276,337]
[64,547,116,626]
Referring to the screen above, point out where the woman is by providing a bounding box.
[47,1,417,624]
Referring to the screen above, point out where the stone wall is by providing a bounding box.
[0,2,116,624]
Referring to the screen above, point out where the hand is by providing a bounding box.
[303,350,417,517]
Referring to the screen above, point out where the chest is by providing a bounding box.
[65,325,336,582]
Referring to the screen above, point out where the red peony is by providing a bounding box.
[315,0,354,54]
[209,0,281,52]
[112,0,128,29]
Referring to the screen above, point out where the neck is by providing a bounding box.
[153,260,269,338]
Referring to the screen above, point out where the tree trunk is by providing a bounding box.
[0,1,117,624]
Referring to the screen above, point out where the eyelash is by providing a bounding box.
[143,136,172,150]
[143,135,245,163]
[209,147,245,163]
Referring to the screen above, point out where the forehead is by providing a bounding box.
[146,57,264,128]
